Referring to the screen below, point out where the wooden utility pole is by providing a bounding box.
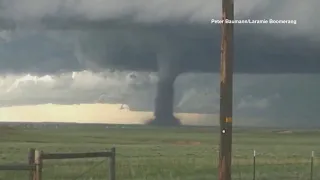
[218,0,234,180]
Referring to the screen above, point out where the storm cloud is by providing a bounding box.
[0,0,319,126]
[0,0,319,73]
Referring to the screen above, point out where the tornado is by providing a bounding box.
[147,51,181,126]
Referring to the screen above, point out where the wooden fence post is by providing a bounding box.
[310,151,314,180]
[34,150,43,180]
[109,147,116,180]
[253,150,256,180]
[28,148,35,180]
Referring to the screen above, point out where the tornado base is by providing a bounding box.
[146,115,181,126]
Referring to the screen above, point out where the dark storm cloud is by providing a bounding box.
[0,0,319,74]
[0,0,319,127]
[0,32,80,74]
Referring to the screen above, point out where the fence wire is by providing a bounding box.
[0,137,318,180]
[0,143,112,180]
[0,147,31,180]
[41,158,108,180]
[230,150,319,180]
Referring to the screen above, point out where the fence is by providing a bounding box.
[0,148,316,180]
[233,150,319,180]
[0,147,116,180]
[0,148,35,180]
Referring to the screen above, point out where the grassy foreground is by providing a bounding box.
[0,124,319,180]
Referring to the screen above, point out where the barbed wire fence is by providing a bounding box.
[41,158,108,180]
[0,147,318,180]
[0,147,116,180]
[230,150,318,180]
[0,147,33,180]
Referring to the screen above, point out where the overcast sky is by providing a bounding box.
[0,0,319,127]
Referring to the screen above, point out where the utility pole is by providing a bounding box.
[218,0,234,179]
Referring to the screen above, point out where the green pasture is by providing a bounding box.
[0,124,319,180]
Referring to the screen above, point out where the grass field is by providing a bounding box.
[0,124,319,180]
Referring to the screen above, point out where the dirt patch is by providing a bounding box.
[173,141,201,146]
